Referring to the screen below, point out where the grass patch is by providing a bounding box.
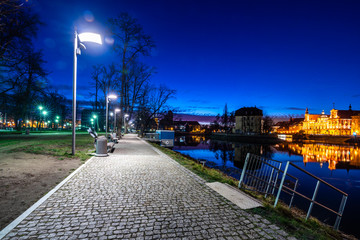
[0,133,94,162]
[149,141,356,240]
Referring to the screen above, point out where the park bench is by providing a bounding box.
[110,132,119,143]
[87,128,115,153]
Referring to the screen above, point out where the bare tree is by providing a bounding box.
[136,85,175,135]
[89,64,103,112]
[125,61,154,119]
[262,116,274,134]
[108,12,155,122]
[221,103,229,132]
[11,49,48,130]
[1,0,41,94]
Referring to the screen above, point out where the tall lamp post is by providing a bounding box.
[114,109,120,133]
[93,114,98,131]
[106,94,117,138]
[123,114,129,133]
[42,111,47,129]
[72,30,102,155]
[38,106,43,129]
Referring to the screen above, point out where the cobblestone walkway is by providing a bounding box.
[2,134,296,240]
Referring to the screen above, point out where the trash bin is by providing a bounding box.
[95,137,108,157]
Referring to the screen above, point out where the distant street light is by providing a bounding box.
[42,110,47,129]
[114,109,120,133]
[38,106,43,129]
[72,29,102,155]
[93,114,99,131]
[106,94,117,138]
[124,114,129,133]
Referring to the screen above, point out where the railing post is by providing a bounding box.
[238,153,250,188]
[254,156,262,191]
[265,167,275,198]
[334,195,348,230]
[274,161,290,207]
[272,162,282,195]
[288,179,298,209]
[306,180,320,220]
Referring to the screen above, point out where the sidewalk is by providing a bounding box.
[1,134,295,239]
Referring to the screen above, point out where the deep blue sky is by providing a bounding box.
[31,0,360,117]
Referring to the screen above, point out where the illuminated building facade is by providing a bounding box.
[277,105,360,136]
[275,118,303,134]
[303,106,360,136]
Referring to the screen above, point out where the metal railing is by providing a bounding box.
[238,153,348,230]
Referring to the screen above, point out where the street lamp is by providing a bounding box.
[93,114,99,131]
[124,114,129,133]
[42,111,47,129]
[38,106,43,129]
[114,109,120,133]
[72,29,102,155]
[106,94,117,138]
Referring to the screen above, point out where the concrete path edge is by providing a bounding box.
[0,156,96,239]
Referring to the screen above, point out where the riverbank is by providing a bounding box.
[151,143,356,239]
[211,133,283,144]
[150,142,356,240]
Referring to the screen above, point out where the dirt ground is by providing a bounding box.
[0,152,82,230]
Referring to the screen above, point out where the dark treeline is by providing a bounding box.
[89,12,175,135]
[0,1,175,132]
[0,0,68,130]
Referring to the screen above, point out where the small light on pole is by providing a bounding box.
[38,106,43,129]
[124,114,129,133]
[72,29,102,155]
[114,109,120,133]
[106,94,117,138]
[42,111,47,128]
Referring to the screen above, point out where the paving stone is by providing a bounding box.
[2,134,296,240]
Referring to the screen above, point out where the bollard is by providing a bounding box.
[95,137,108,157]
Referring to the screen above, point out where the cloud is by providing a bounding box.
[49,84,73,91]
[188,99,210,104]
[187,106,219,110]
[284,107,305,111]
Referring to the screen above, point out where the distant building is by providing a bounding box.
[233,107,263,134]
[275,117,304,134]
[174,121,201,133]
[159,111,174,130]
[303,105,360,136]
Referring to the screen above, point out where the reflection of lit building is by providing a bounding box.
[278,143,360,170]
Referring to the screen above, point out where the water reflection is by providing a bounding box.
[276,143,360,171]
[173,136,360,238]
[175,136,360,171]
[174,136,275,171]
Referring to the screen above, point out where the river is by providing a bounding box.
[173,135,360,238]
